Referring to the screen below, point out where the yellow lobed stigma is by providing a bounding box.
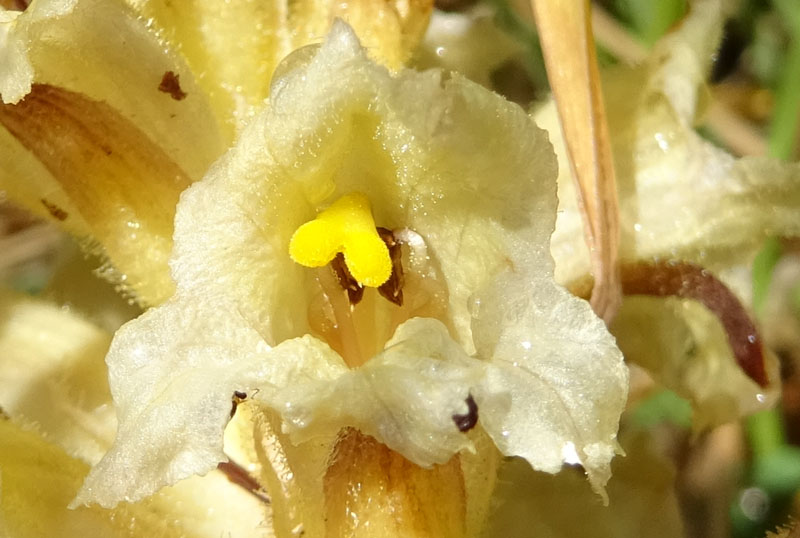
[289,192,392,287]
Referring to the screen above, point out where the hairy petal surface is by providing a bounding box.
[0,0,224,304]
[81,23,627,506]
[0,293,271,536]
[472,276,627,497]
[72,295,339,507]
[171,21,560,349]
[127,0,432,133]
[274,318,482,465]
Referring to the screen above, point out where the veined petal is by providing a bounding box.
[472,276,627,498]
[0,85,191,305]
[0,0,224,305]
[74,293,343,507]
[272,318,483,466]
[0,0,223,178]
[126,0,432,132]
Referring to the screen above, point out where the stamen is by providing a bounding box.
[289,193,392,287]
[315,267,367,367]
[377,227,404,306]
[330,252,365,306]
[452,394,479,432]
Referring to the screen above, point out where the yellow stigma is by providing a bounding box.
[289,193,392,287]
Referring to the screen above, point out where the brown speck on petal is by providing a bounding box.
[40,198,68,221]
[377,227,404,306]
[331,252,364,306]
[620,261,769,387]
[452,394,478,432]
[158,71,187,101]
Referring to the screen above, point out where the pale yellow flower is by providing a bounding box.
[70,22,628,523]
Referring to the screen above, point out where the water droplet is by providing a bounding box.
[654,132,670,152]
[468,296,481,317]
[739,487,769,522]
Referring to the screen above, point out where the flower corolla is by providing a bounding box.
[70,22,628,508]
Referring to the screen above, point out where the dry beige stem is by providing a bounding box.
[530,0,620,322]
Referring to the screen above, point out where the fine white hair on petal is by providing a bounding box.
[267,317,485,466]
[73,293,345,508]
[78,21,628,506]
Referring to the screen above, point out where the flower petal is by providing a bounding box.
[0,0,223,177]
[272,317,483,466]
[172,21,560,350]
[472,275,628,498]
[612,296,779,430]
[548,1,800,286]
[74,292,343,507]
[0,418,272,537]
[126,0,432,131]
[0,0,225,305]
[0,85,192,305]
[91,22,628,506]
[0,290,115,465]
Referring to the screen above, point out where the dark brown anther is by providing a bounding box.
[158,71,187,101]
[331,252,364,306]
[377,227,404,307]
[452,394,478,432]
[230,390,247,418]
[40,198,68,221]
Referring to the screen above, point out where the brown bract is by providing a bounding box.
[0,84,190,305]
[324,428,466,538]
